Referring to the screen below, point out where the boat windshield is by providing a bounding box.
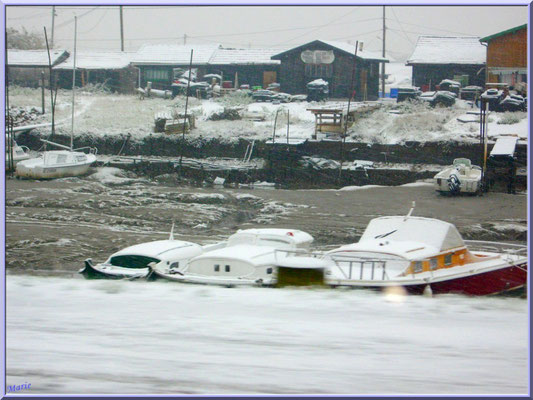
[109,255,161,269]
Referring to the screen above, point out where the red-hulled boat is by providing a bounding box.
[322,214,527,296]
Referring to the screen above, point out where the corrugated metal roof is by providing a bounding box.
[131,43,221,65]
[480,24,527,43]
[7,49,69,67]
[54,51,135,70]
[407,36,485,65]
[209,48,280,65]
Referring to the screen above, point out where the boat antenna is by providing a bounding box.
[169,222,175,240]
[404,201,415,220]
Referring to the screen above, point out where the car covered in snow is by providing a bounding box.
[252,90,276,102]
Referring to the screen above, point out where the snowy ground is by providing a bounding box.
[7,63,528,146]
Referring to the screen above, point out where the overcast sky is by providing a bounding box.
[5,3,528,61]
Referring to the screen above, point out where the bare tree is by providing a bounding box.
[7,27,45,49]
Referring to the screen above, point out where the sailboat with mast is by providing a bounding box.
[16,17,97,179]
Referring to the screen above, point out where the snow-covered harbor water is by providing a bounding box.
[7,275,528,395]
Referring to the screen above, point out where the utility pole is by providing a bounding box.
[381,5,386,98]
[183,33,187,45]
[51,6,56,48]
[119,6,124,51]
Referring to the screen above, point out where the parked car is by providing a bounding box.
[396,87,421,102]
[419,91,456,107]
[272,92,292,103]
[252,90,276,102]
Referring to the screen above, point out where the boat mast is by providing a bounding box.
[70,16,77,151]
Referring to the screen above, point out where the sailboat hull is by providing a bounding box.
[15,152,97,179]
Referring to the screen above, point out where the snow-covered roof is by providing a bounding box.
[407,36,486,65]
[55,51,135,70]
[490,136,518,157]
[321,40,389,62]
[7,49,69,67]
[131,44,221,65]
[209,48,280,65]
[271,40,389,62]
[110,240,201,260]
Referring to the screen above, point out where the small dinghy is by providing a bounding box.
[433,158,482,195]
[149,228,314,286]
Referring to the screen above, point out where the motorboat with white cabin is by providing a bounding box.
[80,226,203,279]
[320,212,527,296]
[149,228,314,286]
[433,158,482,195]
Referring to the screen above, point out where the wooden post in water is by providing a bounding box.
[179,49,194,173]
[339,40,359,182]
[41,70,45,114]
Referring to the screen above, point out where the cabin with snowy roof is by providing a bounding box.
[406,36,486,90]
[54,51,137,93]
[130,44,280,90]
[271,40,388,100]
[7,49,69,87]
[480,24,527,91]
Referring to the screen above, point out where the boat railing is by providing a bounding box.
[74,146,99,155]
[273,250,391,280]
[465,240,527,258]
[327,254,389,281]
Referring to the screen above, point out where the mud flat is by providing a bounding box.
[5,170,527,277]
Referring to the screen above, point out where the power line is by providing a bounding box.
[79,9,108,34]
[274,6,362,46]
[391,19,477,36]
[389,7,414,45]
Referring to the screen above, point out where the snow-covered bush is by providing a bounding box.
[497,112,526,125]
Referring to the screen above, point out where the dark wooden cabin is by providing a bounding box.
[271,40,388,100]
[406,36,486,90]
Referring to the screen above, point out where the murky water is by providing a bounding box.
[5,168,528,394]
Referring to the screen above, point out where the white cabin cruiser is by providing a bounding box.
[321,215,527,296]
[150,228,314,286]
[81,239,203,279]
[433,158,482,195]
[16,148,97,179]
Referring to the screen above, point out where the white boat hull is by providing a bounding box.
[15,152,97,179]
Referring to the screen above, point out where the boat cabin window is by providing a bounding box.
[267,268,273,274]
[170,262,179,269]
[57,154,68,164]
[214,264,220,272]
[225,265,230,272]
[444,254,452,266]
[430,258,438,270]
[109,255,161,269]
[76,155,87,162]
[414,261,423,273]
